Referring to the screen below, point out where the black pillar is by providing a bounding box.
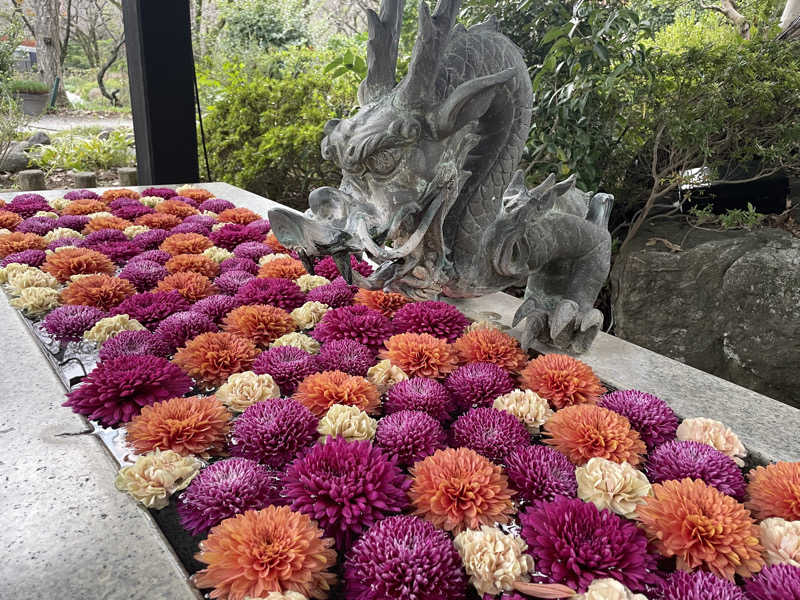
[122,0,199,185]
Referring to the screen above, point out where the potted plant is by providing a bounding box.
[9,79,50,116]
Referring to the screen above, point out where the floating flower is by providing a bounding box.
[353,288,411,318]
[253,346,318,395]
[599,390,679,451]
[55,214,92,232]
[98,329,170,360]
[46,238,77,251]
[576,579,648,600]
[119,259,168,292]
[90,240,141,264]
[112,203,154,220]
[284,437,409,548]
[222,304,295,347]
[110,290,191,330]
[290,301,329,330]
[306,278,357,308]
[544,404,646,466]
[295,274,330,293]
[6,193,51,218]
[64,355,193,427]
[61,273,136,310]
[63,189,100,201]
[43,227,83,244]
[344,515,466,600]
[576,457,652,518]
[744,564,800,600]
[136,212,182,229]
[294,370,379,416]
[193,506,337,600]
[155,198,199,218]
[317,404,377,442]
[156,271,217,302]
[0,231,47,257]
[445,362,516,412]
[384,377,454,423]
[656,570,744,600]
[175,186,213,201]
[493,389,553,433]
[380,332,458,379]
[271,332,320,354]
[258,257,307,280]
[217,206,260,225]
[140,187,176,200]
[409,447,515,533]
[366,359,408,395]
[505,445,577,504]
[155,311,218,350]
[375,410,446,467]
[451,407,530,463]
[0,210,22,230]
[234,241,272,261]
[454,525,533,596]
[210,223,263,250]
[190,294,239,324]
[647,440,746,499]
[264,231,290,254]
[246,219,271,237]
[174,332,259,388]
[10,286,61,316]
[43,305,107,342]
[259,253,291,265]
[178,458,283,535]
[160,232,212,255]
[198,198,235,212]
[114,449,201,509]
[234,278,305,311]
[315,339,374,376]
[676,418,747,467]
[17,216,57,235]
[220,256,259,275]
[165,253,219,278]
[313,305,393,352]
[101,188,140,202]
[392,300,469,343]
[230,398,318,468]
[760,517,800,567]
[132,228,170,251]
[202,246,233,264]
[216,371,280,413]
[84,314,146,343]
[63,198,106,215]
[521,354,605,409]
[2,248,47,268]
[139,196,164,208]
[313,254,372,280]
[452,324,528,372]
[83,215,132,233]
[215,269,256,295]
[747,462,800,521]
[6,267,59,294]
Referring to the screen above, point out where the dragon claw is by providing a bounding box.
[517,297,603,353]
[549,299,580,346]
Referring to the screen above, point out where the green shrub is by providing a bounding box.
[32,129,135,171]
[216,0,309,52]
[8,79,50,94]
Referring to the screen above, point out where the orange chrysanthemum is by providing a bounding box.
[101,188,139,203]
[160,232,213,255]
[544,404,646,466]
[353,289,411,318]
[61,198,107,215]
[156,199,199,218]
[409,447,515,533]
[379,332,458,379]
[165,253,220,278]
[194,505,337,600]
[264,231,289,254]
[257,257,307,280]
[521,353,605,408]
[294,370,380,416]
[746,462,800,521]
[126,395,231,456]
[173,332,259,388]
[638,478,764,580]
[135,212,182,229]
[156,271,217,302]
[61,273,136,310]
[177,187,214,202]
[218,207,261,225]
[83,215,132,233]
[0,210,22,230]
[42,247,115,282]
[0,232,46,257]
[453,326,528,372]
[222,304,295,347]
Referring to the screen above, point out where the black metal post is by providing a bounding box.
[122,0,199,185]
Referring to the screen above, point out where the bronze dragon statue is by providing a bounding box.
[268,0,612,352]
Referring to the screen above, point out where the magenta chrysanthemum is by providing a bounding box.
[375,410,446,468]
[209,223,263,250]
[233,277,305,311]
[108,197,142,210]
[111,203,154,220]
[214,269,255,295]
[64,189,99,200]
[17,216,57,235]
[140,187,177,200]
[81,229,128,246]
[450,407,530,463]
[444,362,515,412]
[744,564,800,600]
[189,294,240,324]
[62,354,192,427]
[246,219,271,236]
[505,445,577,504]
[520,496,660,593]
[385,377,455,423]
[313,254,373,280]
[42,305,107,342]
[252,345,318,395]
[47,238,76,251]
[90,240,140,264]
[183,214,217,227]
[312,304,393,351]
[219,257,258,275]
[305,278,357,308]
[344,515,466,600]
[391,300,469,343]
[657,570,744,600]
[170,221,211,236]
[647,440,746,499]
[230,398,318,469]
[6,194,50,218]
[98,330,171,361]
[284,437,409,549]
[232,241,272,261]
[119,260,168,292]
[1,249,46,267]
[132,229,170,251]
[599,390,679,450]
[128,248,171,265]
[110,290,191,330]
[55,215,90,231]
[315,339,374,376]
[155,311,218,351]
[198,198,235,213]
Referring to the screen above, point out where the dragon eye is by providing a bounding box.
[365,148,400,176]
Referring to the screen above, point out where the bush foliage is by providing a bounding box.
[32,129,135,171]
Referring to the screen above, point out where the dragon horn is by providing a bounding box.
[358,0,405,105]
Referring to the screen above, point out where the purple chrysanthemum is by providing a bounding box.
[6,194,50,218]
[108,197,142,210]
[119,260,168,292]
[140,187,177,200]
[312,304,393,351]
[647,440,746,499]
[198,198,235,213]
[657,570,744,600]
[170,195,200,209]
[505,445,577,504]
[392,300,469,342]
[110,290,191,330]
[131,228,170,250]
[63,354,192,427]
[128,249,171,265]
[233,277,305,311]
[47,238,77,251]
[744,564,800,600]
[375,410,446,467]
[90,240,140,264]
[177,457,283,535]
[98,330,171,361]
[54,215,90,231]
[42,305,107,343]
[315,339,374,376]
[219,257,258,275]
[284,437,410,549]
[80,229,128,246]
[385,377,455,423]
[306,277,357,308]
[444,362,515,412]
[189,294,239,324]
[232,241,272,261]
[155,311,218,351]
[450,407,530,463]
[313,254,373,280]
[209,223,263,250]
[170,221,211,235]
[230,398,318,468]
[214,269,255,295]
[17,216,57,235]
[344,515,466,600]
[1,249,46,267]
[246,219,271,236]
[183,214,217,227]
[520,496,660,593]
[599,390,679,450]
[111,203,154,220]
[252,345,318,395]
[64,189,99,200]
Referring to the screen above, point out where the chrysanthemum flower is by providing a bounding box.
[353,288,411,318]
[521,353,605,409]
[111,202,154,220]
[760,517,800,567]
[744,564,800,600]
[366,359,408,395]
[83,314,146,343]
[0,231,47,257]
[677,418,747,467]
[344,515,466,600]
[392,300,469,343]
[317,404,377,442]
[305,277,357,308]
[98,329,170,360]
[131,229,170,251]
[647,440,746,499]
[505,445,577,504]
[220,256,259,275]
[119,259,168,292]
[492,389,553,433]
[295,274,330,292]
[139,187,176,200]
[126,395,231,456]
[380,332,458,379]
[202,246,233,265]
[10,286,61,316]
[313,254,372,280]
[64,354,193,427]
[385,377,454,423]
[284,437,409,548]
[0,210,22,230]
[246,219,271,237]
[61,273,136,310]
[253,346,319,395]
[79,227,127,246]
[173,331,259,388]
[315,339,374,376]
[3,248,48,269]
[63,198,106,215]
[747,462,800,521]
[576,457,652,518]
[257,256,307,280]
[44,227,84,244]
[216,371,280,413]
[165,253,219,278]
[194,506,337,600]
[6,267,59,294]
[221,304,295,347]
[136,212,182,229]
[43,305,107,343]
[214,269,255,295]
[376,410,446,467]
[233,241,272,262]
[130,250,171,268]
[293,370,380,416]
[6,193,51,218]
[233,277,305,311]
[178,458,283,535]
[155,311,218,350]
[263,231,289,254]
[575,579,648,600]
[544,404,646,466]
[451,407,530,463]
[452,324,528,372]
[83,215,133,233]
[454,525,533,596]
[599,390,679,451]
[114,449,201,510]
[17,216,57,235]
[110,290,191,330]
[290,301,329,330]
[156,271,217,302]
[54,214,91,231]
[409,447,515,533]
[210,223,264,250]
[63,189,100,201]
[657,570,744,600]
[101,188,140,203]
[211,207,257,225]
[160,232,212,255]
[90,240,141,264]
[270,332,320,354]
[155,198,199,218]
[445,362,516,412]
[190,294,240,324]
[175,186,214,201]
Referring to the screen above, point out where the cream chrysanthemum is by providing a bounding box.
[84,314,146,343]
[258,252,292,266]
[676,417,747,467]
[139,196,164,208]
[7,269,59,295]
[86,211,115,219]
[43,227,84,243]
[210,222,227,232]
[114,449,201,509]
[290,301,330,330]
[317,404,377,442]
[295,274,330,292]
[454,525,534,595]
[49,197,71,211]
[202,246,233,264]
[270,332,320,354]
[216,371,280,413]
[576,578,648,600]
[123,225,150,239]
[34,210,58,218]
[366,359,409,395]
[0,263,36,284]
[10,287,61,317]
[760,517,800,567]
[493,389,553,433]
[0,228,12,236]
[576,457,652,518]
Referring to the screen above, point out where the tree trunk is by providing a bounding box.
[97,37,124,105]
[31,0,68,105]
[781,0,800,28]
[701,0,751,39]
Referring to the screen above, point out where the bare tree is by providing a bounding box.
[698,0,750,38]
[69,0,124,104]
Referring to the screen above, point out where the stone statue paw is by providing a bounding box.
[513,298,604,354]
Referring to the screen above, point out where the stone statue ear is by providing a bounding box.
[430,68,516,138]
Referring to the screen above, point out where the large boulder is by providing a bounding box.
[612,221,800,407]
[0,151,30,173]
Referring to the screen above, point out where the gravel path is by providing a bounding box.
[23,113,133,132]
